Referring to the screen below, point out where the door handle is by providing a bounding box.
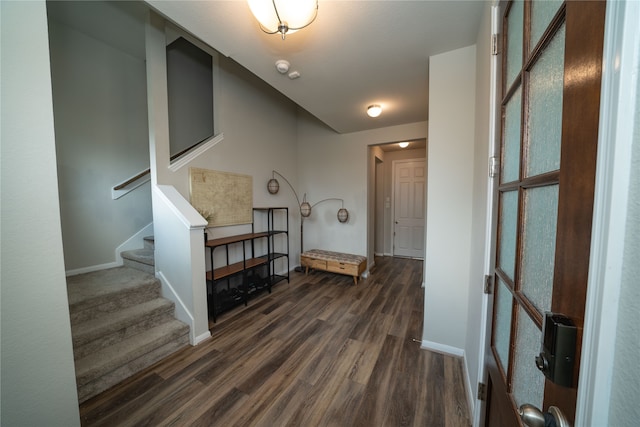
[519,404,571,427]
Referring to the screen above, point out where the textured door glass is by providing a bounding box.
[498,190,518,280]
[494,278,513,374]
[503,86,522,183]
[521,185,559,314]
[530,0,563,50]
[526,24,565,177]
[506,0,524,88]
[512,307,545,409]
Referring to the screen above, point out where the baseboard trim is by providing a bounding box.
[156,271,196,345]
[66,261,120,277]
[462,352,475,422]
[420,339,465,358]
[194,331,212,345]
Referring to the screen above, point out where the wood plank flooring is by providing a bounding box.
[79,256,471,426]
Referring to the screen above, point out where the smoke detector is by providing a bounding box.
[275,59,290,74]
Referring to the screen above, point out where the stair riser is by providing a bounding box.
[70,284,161,325]
[77,332,189,403]
[123,258,155,274]
[75,321,190,386]
[73,310,176,360]
[143,237,155,250]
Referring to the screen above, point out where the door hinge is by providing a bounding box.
[484,275,494,294]
[491,33,499,55]
[489,156,499,178]
[478,382,488,401]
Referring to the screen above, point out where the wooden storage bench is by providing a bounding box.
[300,249,367,285]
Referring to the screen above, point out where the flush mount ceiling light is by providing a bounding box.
[399,142,409,148]
[367,104,382,118]
[248,0,318,40]
[275,59,290,74]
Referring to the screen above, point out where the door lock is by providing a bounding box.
[537,312,577,387]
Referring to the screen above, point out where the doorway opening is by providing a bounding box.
[368,139,427,262]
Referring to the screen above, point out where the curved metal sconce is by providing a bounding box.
[267,170,349,257]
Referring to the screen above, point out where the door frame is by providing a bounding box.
[474,4,503,426]
[391,157,427,259]
[576,0,640,425]
[475,1,638,426]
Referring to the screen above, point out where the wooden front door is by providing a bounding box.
[484,1,606,425]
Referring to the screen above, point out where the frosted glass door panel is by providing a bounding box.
[494,278,513,374]
[503,86,522,183]
[531,0,563,50]
[512,306,545,409]
[521,185,559,314]
[506,0,524,88]
[498,190,518,280]
[526,24,566,177]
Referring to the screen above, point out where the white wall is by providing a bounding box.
[297,112,427,266]
[0,1,81,425]
[423,45,477,354]
[608,7,640,422]
[48,3,152,271]
[608,83,640,426]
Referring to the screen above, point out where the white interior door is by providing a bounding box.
[393,159,426,258]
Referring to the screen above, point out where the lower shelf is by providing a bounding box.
[269,274,289,287]
[207,266,274,322]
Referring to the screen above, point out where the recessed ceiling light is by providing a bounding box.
[399,142,409,148]
[367,104,382,118]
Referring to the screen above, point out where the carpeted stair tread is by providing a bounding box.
[75,319,189,387]
[121,248,155,266]
[71,298,175,352]
[77,332,189,403]
[67,267,159,313]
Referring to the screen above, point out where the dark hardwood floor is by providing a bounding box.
[79,256,471,426]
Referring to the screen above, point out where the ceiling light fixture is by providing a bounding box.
[399,142,409,148]
[275,59,290,74]
[248,0,318,40]
[367,104,382,118]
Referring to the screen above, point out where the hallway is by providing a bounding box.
[79,256,470,426]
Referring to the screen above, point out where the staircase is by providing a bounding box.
[121,236,155,274]
[67,237,189,403]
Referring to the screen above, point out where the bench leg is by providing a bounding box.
[353,276,358,285]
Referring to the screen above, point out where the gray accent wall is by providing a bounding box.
[48,2,152,271]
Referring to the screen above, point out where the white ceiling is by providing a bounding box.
[146,0,486,134]
[47,1,486,135]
